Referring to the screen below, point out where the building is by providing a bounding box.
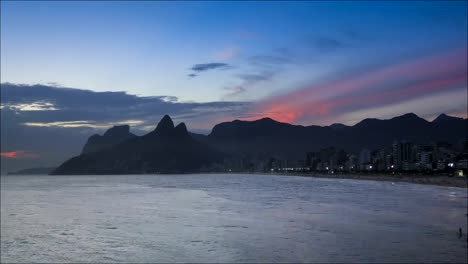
[392,140,413,170]
[359,149,371,165]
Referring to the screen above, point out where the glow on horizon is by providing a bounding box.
[243,48,467,124]
[0,151,40,159]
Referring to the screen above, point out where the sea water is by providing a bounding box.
[1,174,467,263]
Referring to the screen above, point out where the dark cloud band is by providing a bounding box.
[190,62,229,72]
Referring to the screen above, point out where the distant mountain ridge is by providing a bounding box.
[207,112,467,160]
[52,113,467,174]
[432,113,464,123]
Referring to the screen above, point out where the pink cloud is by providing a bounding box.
[244,48,467,124]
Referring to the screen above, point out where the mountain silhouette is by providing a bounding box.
[52,115,225,174]
[432,113,464,123]
[82,125,136,154]
[207,113,467,160]
[152,114,175,135]
[52,113,467,174]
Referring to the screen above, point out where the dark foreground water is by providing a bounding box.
[1,174,467,263]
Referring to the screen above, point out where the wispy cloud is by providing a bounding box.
[1,83,249,129]
[243,48,468,124]
[223,86,246,99]
[222,47,294,99]
[238,73,273,83]
[23,120,145,129]
[312,36,346,50]
[223,72,275,99]
[190,62,229,72]
[1,101,59,111]
[188,62,231,78]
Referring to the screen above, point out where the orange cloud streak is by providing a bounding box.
[0,150,40,159]
[0,152,17,158]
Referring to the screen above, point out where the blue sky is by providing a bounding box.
[2,1,466,103]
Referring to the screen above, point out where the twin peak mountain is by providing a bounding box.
[54,115,222,174]
[81,115,188,154]
[52,113,467,174]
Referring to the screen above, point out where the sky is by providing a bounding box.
[1,1,467,171]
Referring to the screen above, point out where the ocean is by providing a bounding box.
[1,174,467,263]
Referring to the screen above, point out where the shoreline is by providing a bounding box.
[249,172,468,188]
[2,172,467,188]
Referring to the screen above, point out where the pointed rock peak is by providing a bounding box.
[155,115,175,133]
[175,122,187,131]
[103,125,130,137]
[175,122,189,136]
[433,113,462,122]
[160,114,173,123]
[397,113,418,119]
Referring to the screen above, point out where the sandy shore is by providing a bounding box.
[252,172,468,188]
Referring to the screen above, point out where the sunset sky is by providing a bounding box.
[1,1,467,171]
